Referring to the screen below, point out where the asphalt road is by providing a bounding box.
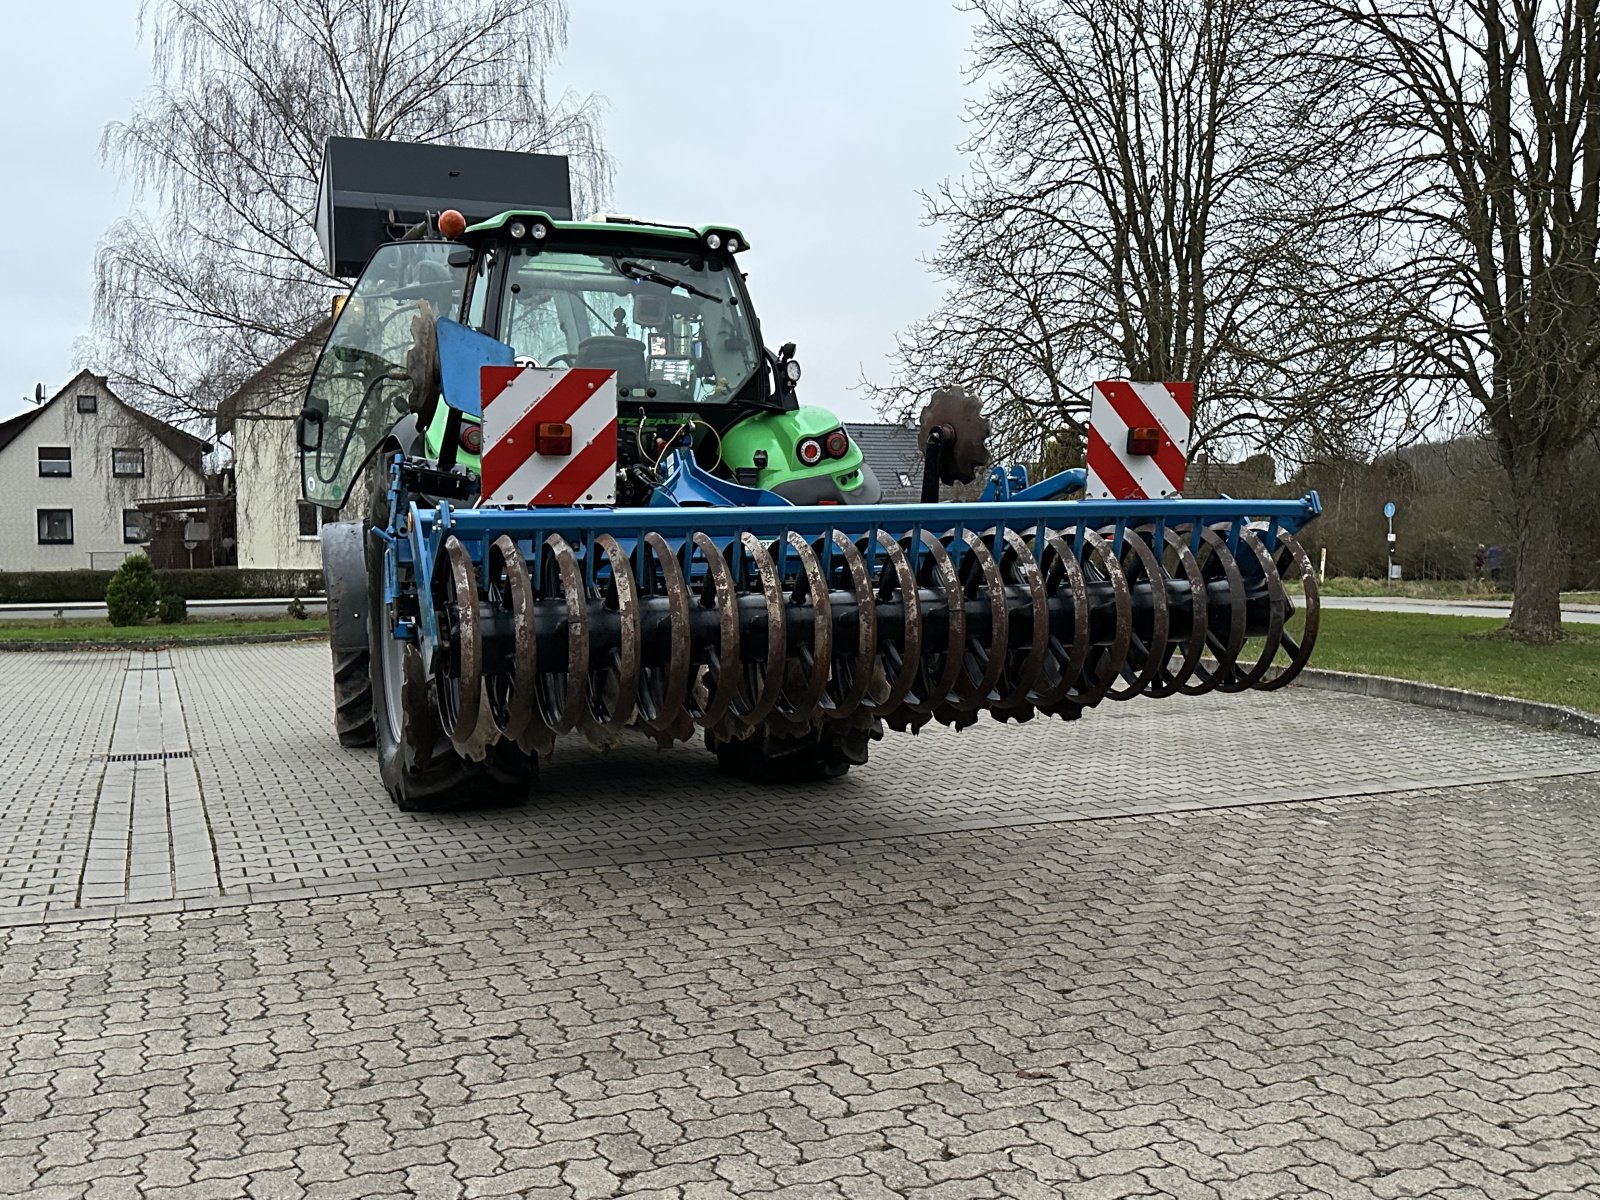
[1320,595,1600,624]
[0,596,328,622]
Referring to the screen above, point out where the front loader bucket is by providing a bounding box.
[388,493,1322,762]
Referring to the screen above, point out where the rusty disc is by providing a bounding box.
[1217,527,1287,692]
[1180,526,1247,696]
[535,534,589,734]
[688,531,741,731]
[1252,530,1321,691]
[486,535,552,758]
[576,534,641,747]
[1100,528,1170,702]
[635,533,695,747]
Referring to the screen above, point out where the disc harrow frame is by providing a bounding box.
[372,469,1323,762]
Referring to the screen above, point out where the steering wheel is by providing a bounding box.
[546,352,578,367]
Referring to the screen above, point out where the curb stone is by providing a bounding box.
[0,631,328,653]
[1293,667,1600,738]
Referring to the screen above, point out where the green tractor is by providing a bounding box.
[300,139,1321,810]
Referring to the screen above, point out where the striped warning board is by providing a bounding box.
[1085,380,1194,500]
[480,366,618,506]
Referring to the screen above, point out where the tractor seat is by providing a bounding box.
[576,336,647,392]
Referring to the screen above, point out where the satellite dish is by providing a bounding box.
[32,383,44,405]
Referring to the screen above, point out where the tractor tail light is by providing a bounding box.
[797,437,823,466]
[824,429,850,458]
[1126,426,1162,456]
[536,422,572,456]
[458,422,482,455]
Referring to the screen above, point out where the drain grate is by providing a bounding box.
[98,751,193,763]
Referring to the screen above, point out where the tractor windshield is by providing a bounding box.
[499,246,760,406]
[301,241,467,508]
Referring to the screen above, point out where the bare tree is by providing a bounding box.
[93,0,609,425]
[1322,0,1600,640]
[873,0,1411,467]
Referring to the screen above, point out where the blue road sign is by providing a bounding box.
[1383,501,1396,519]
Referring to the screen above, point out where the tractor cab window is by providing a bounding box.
[301,241,466,509]
[501,247,759,406]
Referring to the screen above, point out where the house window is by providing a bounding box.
[123,509,148,544]
[112,447,146,478]
[297,500,325,539]
[38,447,71,477]
[37,510,73,544]
[76,394,97,413]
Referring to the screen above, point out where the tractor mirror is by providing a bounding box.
[297,409,324,452]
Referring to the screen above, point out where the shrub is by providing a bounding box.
[158,594,188,624]
[105,555,162,626]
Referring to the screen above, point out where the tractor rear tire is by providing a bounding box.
[364,462,534,812]
[708,725,876,783]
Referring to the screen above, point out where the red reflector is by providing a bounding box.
[536,422,572,456]
[458,422,482,455]
[825,429,850,458]
[817,498,840,505]
[1126,426,1162,456]
[797,437,823,466]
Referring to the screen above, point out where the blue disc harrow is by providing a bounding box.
[377,457,1323,762]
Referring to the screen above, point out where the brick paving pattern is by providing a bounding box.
[3,643,1600,921]
[3,778,1600,1198]
[3,644,1600,1198]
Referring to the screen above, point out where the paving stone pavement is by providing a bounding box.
[3,643,1600,923]
[4,776,1600,1199]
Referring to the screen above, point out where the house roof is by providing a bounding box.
[846,422,924,502]
[216,318,335,435]
[0,405,46,456]
[0,370,209,472]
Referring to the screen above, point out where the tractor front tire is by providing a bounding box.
[321,519,376,748]
[708,724,876,783]
[332,646,375,747]
[364,464,534,812]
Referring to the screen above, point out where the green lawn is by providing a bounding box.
[0,616,328,644]
[1310,608,1600,714]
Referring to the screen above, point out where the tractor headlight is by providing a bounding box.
[705,232,723,251]
[784,360,802,384]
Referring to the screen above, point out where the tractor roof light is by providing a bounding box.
[509,220,528,239]
[439,209,467,238]
[704,231,723,251]
[725,235,741,253]
[531,221,548,240]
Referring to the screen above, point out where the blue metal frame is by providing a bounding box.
[381,452,1321,670]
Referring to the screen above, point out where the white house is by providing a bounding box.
[0,372,209,571]
[216,322,333,572]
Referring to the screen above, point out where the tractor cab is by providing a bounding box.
[302,209,881,510]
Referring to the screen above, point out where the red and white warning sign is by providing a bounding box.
[1085,380,1194,500]
[480,366,618,506]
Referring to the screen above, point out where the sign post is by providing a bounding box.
[1383,501,1398,586]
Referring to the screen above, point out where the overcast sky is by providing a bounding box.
[0,1,976,426]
